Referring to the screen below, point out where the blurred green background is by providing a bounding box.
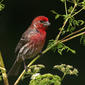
[0,0,85,85]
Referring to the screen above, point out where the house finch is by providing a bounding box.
[8,16,50,76]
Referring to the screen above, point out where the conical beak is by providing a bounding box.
[44,21,51,26]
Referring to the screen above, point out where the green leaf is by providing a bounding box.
[47,39,55,48]
[78,20,85,26]
[0,3,5,11]
[55,14,60,19]
[50,10,57,14]
[57,42,76,55]
[73,20,79,26]
[50,10,61,19]
[81,0,85,6]
[68,6,73,13]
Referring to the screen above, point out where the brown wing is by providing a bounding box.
[15,35,28,54]
[15,28,32,54]
[15,27,40,54]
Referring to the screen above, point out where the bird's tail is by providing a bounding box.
[8,59,21,76]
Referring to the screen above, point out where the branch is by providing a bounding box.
[65,0,68,15]
[0,52,9,85]
[70,7,84,18]
[61,27,85,40]
[55,1,77,41]
[61,32,85,43]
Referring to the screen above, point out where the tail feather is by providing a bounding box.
[8,59,21,76]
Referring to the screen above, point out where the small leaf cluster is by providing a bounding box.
[51,0,85,34]
[57,42,76,55]
[22,64,45,80]
[62,18,85,34]
[0,0,5,11]
[47,40,76,55]
[29,73,61,85]
[54,64,78,76]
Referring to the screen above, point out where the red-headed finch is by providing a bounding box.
[8,16,50,76]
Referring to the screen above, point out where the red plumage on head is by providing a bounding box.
[31,16,50,31]
[32,16,49,22]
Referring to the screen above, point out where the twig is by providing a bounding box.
[61,27,85,40]
[56,18,69,41]
[0,52,9,85]
[70,2,77,15]
[61,73,66,81]
[61,32,85,43]
[65,0,68,15]
[71,7,84,18]
[55,1,77,41]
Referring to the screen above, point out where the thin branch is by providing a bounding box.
[61,32,85,43]
[61,73,66,81]
[65,0,68,15]
[71,7,84,18]
[0,52,9,85]
[55,2,77,41]
[70,3,77,15]
[61,27,85,40]
[56,18,69,41]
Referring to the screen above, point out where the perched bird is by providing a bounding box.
[8,16,50,76]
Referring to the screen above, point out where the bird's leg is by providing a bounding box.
[22,56,28,72]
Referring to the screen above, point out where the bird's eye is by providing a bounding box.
[40,20,44,23]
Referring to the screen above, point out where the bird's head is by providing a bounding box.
[31,16,50,31]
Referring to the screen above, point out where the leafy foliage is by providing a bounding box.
[56,42,76,55]
[0,0,5,11]
[22,64,45,80]
[54,64,78,76]
[28,64,78,85]
[51,0,85,35]
[50,10,61,19]
[0,3,5,11]
[47,40,76,55]
[29,73,61,85]
[62,18,85,34]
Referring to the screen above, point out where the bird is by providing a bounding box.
[8,16,50,76]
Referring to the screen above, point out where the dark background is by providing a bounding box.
[0,0,85,85]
